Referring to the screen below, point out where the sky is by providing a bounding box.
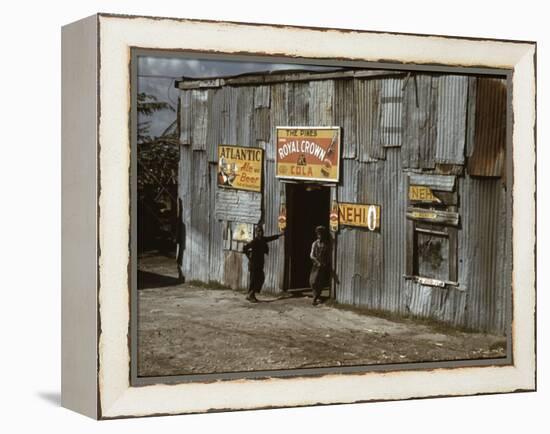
[137,56,336,138]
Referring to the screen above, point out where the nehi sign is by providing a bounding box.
[338,202,381,231]
[276,127,340,182]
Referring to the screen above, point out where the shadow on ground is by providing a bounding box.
[138,270,181,289]
[37,391,61,407]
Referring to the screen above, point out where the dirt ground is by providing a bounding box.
[137,253,506,377]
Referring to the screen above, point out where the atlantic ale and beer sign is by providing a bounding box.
[276,127,341,182]
[217,145,263,192]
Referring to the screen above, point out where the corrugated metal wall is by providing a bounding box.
[177,71,510,334]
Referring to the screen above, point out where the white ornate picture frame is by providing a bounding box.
[61,13,536,419]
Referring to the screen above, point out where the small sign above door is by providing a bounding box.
[276,127,340,182]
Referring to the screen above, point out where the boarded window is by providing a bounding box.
[408,222,458,284]
[406,174,458,285]
[416,230,450,281]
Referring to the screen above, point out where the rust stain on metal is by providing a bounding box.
[467,77,507,177]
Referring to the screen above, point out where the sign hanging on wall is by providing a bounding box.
[217,145,263,192]
[231,222,254,242]
[329,202,339,232]
[408,185,442,204]
[338,202,381,231]
[278,203,287,231]
[276,127,340,182]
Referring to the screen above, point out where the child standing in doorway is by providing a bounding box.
[309,225,332,306]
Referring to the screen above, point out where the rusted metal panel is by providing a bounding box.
[355,78,382,162]
[467,77,507,177]
[333,79,356,159]
[179,91,192,145]
[409,173,456,192]
[308,80,334,125]
[435,75,468,165]
[214,189,262,224]
[380,78,404,148]
[401,74,437,169]
[190,89,208,150]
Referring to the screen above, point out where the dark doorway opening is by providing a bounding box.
[285,183,331,290]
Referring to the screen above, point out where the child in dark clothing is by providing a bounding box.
[243,226,283,302]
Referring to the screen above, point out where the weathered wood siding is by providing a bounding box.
[177,70,510,333]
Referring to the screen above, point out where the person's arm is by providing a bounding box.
[264,233,283,243]
[243,240,252,256]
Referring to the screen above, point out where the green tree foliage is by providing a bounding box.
[137,92,175,143]
[137,92,179,251]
